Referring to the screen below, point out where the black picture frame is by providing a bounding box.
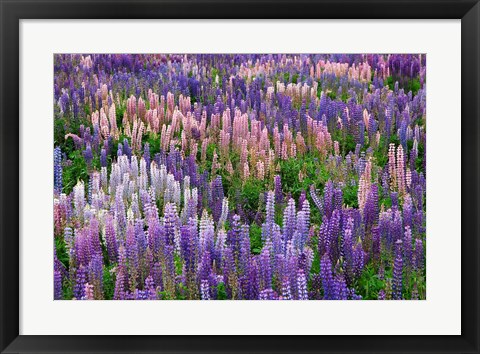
[1,1,478,353]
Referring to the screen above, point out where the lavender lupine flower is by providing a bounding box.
[281,276,292,300]
[259,247,272,291]
[104,214,118,263]
[164,202,178,247]
[73,181,85,220]
[259,288,278,300]
[393,239,403,300]
[54,146,63,193]
[283,198,296,242]
[227,214,242,258]
[200,279,211,300]
[144,276,157,300]
[403,225,413,271]
[309,185,323,217]
[296,199,310,250]
[262,191,275,241]
[296,269,308,300]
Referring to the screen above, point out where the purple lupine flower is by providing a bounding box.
[327,209,341,262]
[351,238,365,277]
[320,252,334,299]
[100,148,107,168]
[211,176,224,222]
[414,238,424,271]
[298,190,306,210]
[274,175,283,204]
[73,265,87,300]
[83,143,93,165]
[123,138,132,161]
[104,214,118,263]
[333,188,342,212]
[246,258,260,300]
[222,247,237,298]
[54,270,63,300]
[348,288,363,300]
[88,252,104,299]
[323,180,334,219]
[393,239,403,300]
[333,273,348,300]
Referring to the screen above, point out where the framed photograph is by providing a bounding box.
[1,0,478,353]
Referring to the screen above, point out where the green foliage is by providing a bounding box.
[250,223,262,254]
[404,78,421,96]
[416,141,425,173]
[385,76,421,96]
[103,266,116,300]
[373,136,388,168]
[146,134,161,156]
[389,134,400,147]
[62,278,74,300]
[343,134,357,155]
[55,237,69,270]
[217,282,228,300]
[356,264,385,299]
[309,236,320,275]
[385,76,394,91]
[62,150,88,195]
[326,91,336,100]
[241,179,264,212]
[203,143,217,171]
[279,156,326,201]
[174,255,183,275]
[380,196,392,210]
[342,184,359,208]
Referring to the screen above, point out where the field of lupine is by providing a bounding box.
[53,54,426,300]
